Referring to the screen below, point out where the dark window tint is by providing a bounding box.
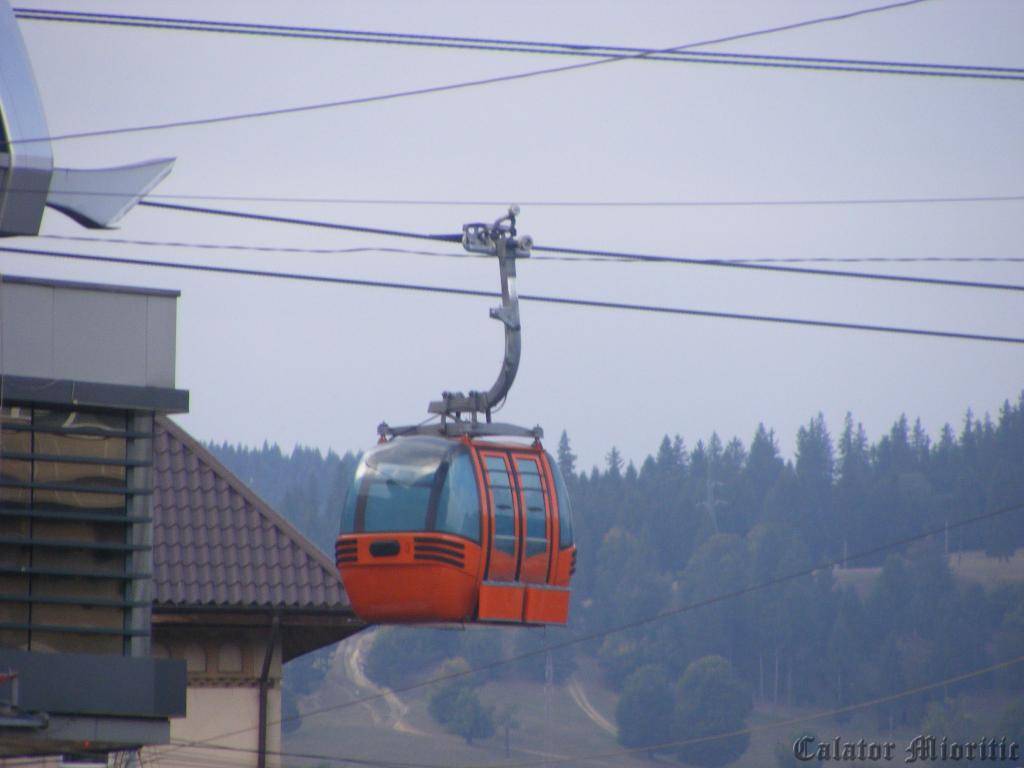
[485,456,515,555]
[436,451,481,541]
[348,437,451,533]
[339,462,360,534]
[34,410,127,434]
[547,454,575,547]
[518,459,548,557]
[364,481,430,532]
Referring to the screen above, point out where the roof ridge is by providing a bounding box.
[154,415,343,587]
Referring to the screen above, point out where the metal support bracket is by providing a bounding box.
[489,305,519,330]
[379,420,543,440]
[427,206,532,422]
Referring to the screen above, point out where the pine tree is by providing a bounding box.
[557,430,577,477]
[605,446,624,478]
[794,413,835,559]
[836,413,871,562]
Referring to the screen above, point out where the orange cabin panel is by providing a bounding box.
[337,532,482,623]
[477,581,526,623]
[524,584,570,625]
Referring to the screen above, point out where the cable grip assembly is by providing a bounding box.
[428,206,532,420]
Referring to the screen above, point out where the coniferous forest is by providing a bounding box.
[209,394,1024,764]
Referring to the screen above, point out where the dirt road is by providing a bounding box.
[568,675,618,737]
[340,630,429,736]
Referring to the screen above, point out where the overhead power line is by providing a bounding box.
[89,192,1024,207]
[139,200,1024,293]
[725,255,1024,264]
[162,741,439,768]
[10,0,932,144]
[16,5,1023,82]
[5,185,1024,208]
[38,234,1024,266]
[152,748,420,768]
[159,500,1024,758]
[3,245,1022,345]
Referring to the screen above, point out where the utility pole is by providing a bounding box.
[700,475,725,535]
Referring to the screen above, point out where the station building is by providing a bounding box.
[0,274,188,756]
[0,274,361,766]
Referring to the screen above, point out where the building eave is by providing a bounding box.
[151,605,365,662]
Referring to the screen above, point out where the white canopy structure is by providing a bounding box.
[0,0,174,236]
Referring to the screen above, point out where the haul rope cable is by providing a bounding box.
[2,186,1023,207]
[134,200,1024,293]
[35,234,1024,265]
[3,245,1022,345]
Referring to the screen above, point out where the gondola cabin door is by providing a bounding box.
[475,448,568,624]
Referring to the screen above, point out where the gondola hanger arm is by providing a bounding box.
[428,205,532,421]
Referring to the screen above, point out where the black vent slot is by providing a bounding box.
[570,549,577,576]
[413,536,465,550]
[336,539,358,565]
[413,537,465,568]
[414,552,464,568]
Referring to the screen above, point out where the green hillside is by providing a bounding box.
[209,394,1024,766]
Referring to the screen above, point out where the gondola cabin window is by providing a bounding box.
[435,451,480,541]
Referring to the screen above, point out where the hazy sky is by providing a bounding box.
[4,0,1023,470]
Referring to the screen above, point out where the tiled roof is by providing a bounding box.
[152,416,348,611]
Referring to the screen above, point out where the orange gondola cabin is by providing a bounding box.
[334,207,576,626]
[335,434,575,625]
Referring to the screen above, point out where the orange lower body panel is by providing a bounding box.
[477,582,570,625]
[524,585,570,625]
[336,534,572,625]
[337,533,482,623]
[477,581,526,623]
[342,563,479,622]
